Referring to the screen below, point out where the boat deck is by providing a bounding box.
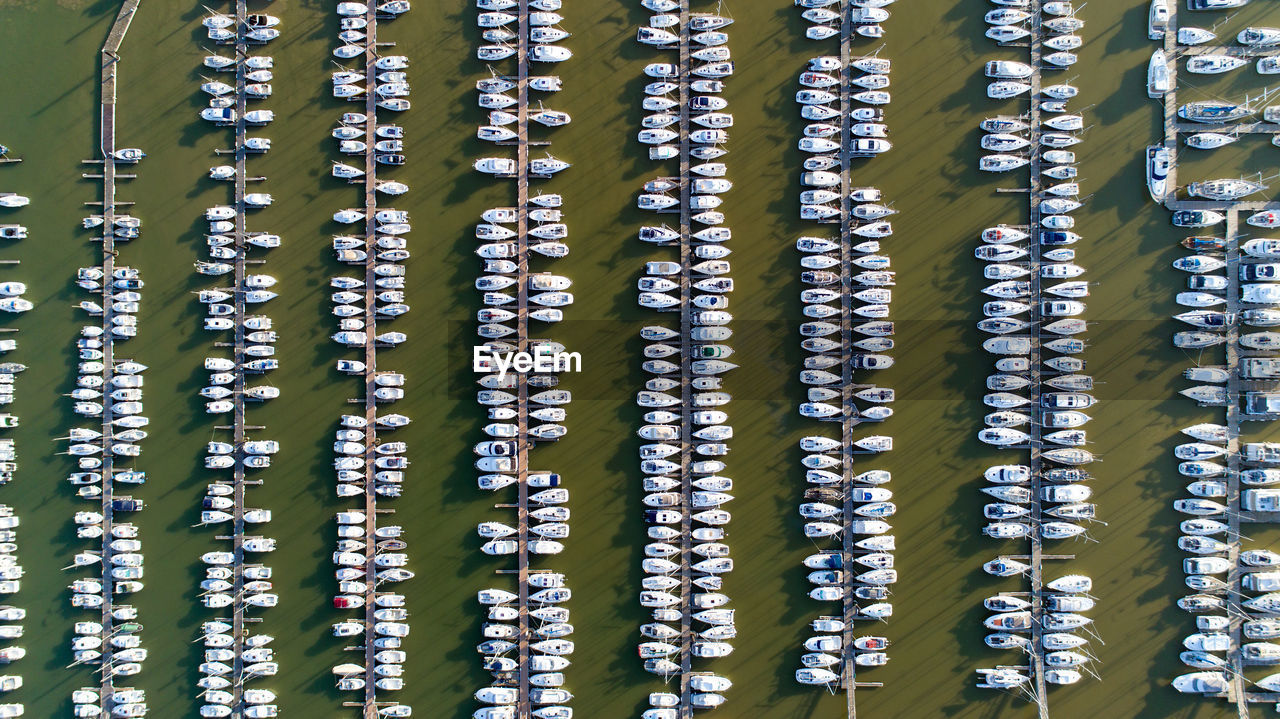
[202,0,277,714]
[1160,11,1280,214]
[89,0,141,714]
[1025,7,1049,718]
[980,2,1092,715]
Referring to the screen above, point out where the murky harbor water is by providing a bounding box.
[0,0,1277,717]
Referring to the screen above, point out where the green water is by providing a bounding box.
[0,0,1278,717]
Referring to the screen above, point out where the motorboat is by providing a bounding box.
[976,668,1030,689]
[1146,145,1170,202]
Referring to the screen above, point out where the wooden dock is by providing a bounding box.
[89,0,142,714]
[514,2,534,717]
[634,2,733,716]
[836,6,860,716]
[1025,6,1050,718]
[674,4,695,719]
[358,4,385,719]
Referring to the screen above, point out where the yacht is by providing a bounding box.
[1180,100,1253,124]
[983,6,1030,23]
[474,158,516,175]
[531,157,570,174]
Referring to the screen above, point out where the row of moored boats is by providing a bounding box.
[791,5,899,688]
[325,4,413,719]
[635,4,736,716]
[67,91,151,717]
[975,0,1100,693]
[472,3,574,719]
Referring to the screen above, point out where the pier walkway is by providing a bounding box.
[675,4,694,719]
[85,1,142,715]
[513,3,534,716]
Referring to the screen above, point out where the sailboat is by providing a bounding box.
[1188,178,1266,200]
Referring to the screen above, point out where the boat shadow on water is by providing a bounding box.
[1129,487,1211,719]
[1096,4,1153,127]
[601,392,667,691]
[174,361,218,435]
[939,0,1001,61]
[945,600,1008,678]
